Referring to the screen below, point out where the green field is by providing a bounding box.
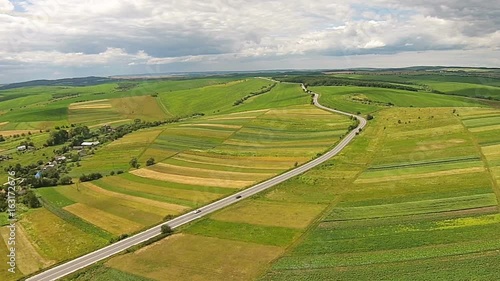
[1,72,500,280]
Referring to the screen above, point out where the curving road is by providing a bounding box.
[27,83,367,281]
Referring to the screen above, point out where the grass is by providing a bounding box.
[159,78,273,116]
[19,208,109,261]
[210,199,327,229]
[63,264,154,281]
[262,105,500,280]
[106,234,284,281]
[185,219,301,247]
[311,86,486,114]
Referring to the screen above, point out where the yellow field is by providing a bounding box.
[173,152,304,170]
[99,176,221,203]
[0,130,36,136]
[69,99,111,110]
[64,203,144,235]
[106,234,284,281]
[179,123,242,129]
[56,183,179,225]
[130,168,253,188]
[88,119,132,128]
[469,123,500,132]
[211,200,327,229]
[107,129,163,147]
[355,167,485,184]
[110,96,167,120]
[0,224,53,276]
[153,162,274,181]
[84,182,188,213]
[19,208,107,261]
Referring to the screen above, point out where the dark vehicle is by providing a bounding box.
[236,195,242,199]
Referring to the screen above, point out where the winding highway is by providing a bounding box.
[27,83,367,281]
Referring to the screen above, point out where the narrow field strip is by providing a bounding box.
[469,123,500,132]
[178,123,242,129]
[174,152,301,169]
[64,203,144,235]
[210,200,327,229]
[118,173,234,194]
[356,167,485,184]
[84,182,188,213]
[98,176,222,204]
[131,168,254,188]
[152,162,274,181]
[326,193,498,221]
[0,224,54,275]
[368,156,481,170]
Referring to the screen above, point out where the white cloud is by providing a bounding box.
[0,0,498,83]
[0,0,13,12]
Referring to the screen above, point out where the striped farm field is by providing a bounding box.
[64,203,144,235]
[261,106,500,281]
[460,108,500,192]
[130,168,254,188]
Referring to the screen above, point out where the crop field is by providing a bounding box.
[261,106,500,281]
[4,73,500,281]
[158,78,273,116]
[9,81,353,279]
[311,86,486,114]
[106,234,284,281]
[19,208,109,262]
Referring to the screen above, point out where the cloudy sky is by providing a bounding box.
[0,0,499,83]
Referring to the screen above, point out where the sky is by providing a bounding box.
[0,0,499,83]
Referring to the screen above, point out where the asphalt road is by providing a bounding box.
[27,83,367,281]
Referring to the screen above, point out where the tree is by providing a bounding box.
[129,157,139,169]
[146,158,155,166]
[161,224,173,235]
[0,135,4,142]
[58,176,73,185]
[23,190,41,208]
[366,114,374,120]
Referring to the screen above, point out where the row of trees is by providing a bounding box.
[278,76,419,92]
[233,83,277,106]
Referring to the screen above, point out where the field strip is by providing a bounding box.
[89,119,132,128]
[469,123,500,132]
[131,168,254,188]
[175,153,302,169]
[0,130,35,136]
[64,203,144,235]
[154,162,274,179]
[482,144,500,156]
[208,116,257,121]
[227,109,270,115]
[84,182,188,212]
[178,123,242,129]
[355,167,485,184]
[328,194,498,221]
[70,104,112,109]
[0,224,54,274]
[368,156,481,170]
[171,156,290,170]
[390,124,464,138]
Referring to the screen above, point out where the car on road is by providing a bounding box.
[193,209,201,214]
[236,195,242,199]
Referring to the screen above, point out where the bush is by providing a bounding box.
[146,158,155,166]
[366,114,374,120]
[58,176,73,185]
[117,170,124,174]
[79,173,103,182]
[161,224,174,235]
